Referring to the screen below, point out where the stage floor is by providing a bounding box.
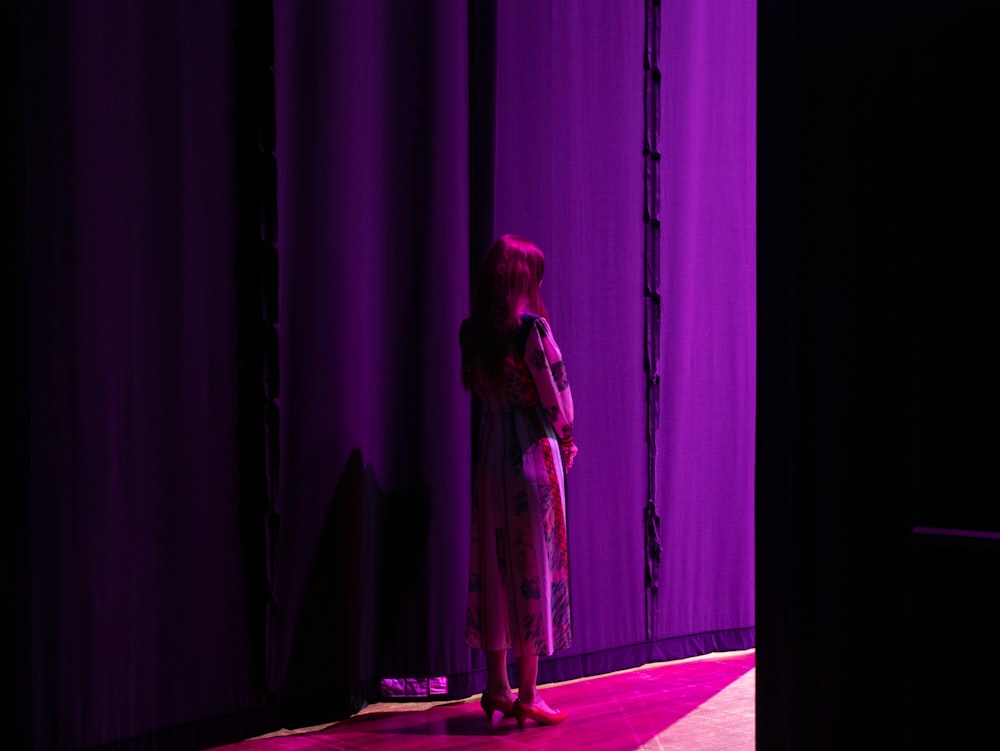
[210,648,756,751]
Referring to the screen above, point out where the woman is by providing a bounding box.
[460,234,578,728]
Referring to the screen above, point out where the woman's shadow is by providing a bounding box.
[278,447,432,731]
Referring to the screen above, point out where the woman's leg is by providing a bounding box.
[485,649,513,699]
[513,653,566,724]
[518,652,564,712]
[516,653,539,704]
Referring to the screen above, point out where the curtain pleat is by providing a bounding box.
[271,0,474,727]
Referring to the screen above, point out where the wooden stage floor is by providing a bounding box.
[209,648,756,751]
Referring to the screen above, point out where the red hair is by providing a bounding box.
[461,234,549,398]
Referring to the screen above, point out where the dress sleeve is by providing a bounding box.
[524,317,578,469]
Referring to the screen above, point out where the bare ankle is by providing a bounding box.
[488,683,513,699]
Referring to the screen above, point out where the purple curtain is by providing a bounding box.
[656,0,756,647]
[12,1,755,748]
[490,1,654,678]
[270,0,475,728]
[14,1,272,749]
[270,0,755,706]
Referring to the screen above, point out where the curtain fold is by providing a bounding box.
[271,0,474,727]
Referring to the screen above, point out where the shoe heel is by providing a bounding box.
[480,694,495,721]
[513,700,526,730]
[481,693,514,722]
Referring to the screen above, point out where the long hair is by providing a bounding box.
[461,234,549,398]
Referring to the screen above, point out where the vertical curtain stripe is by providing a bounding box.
[234,0,279,700]
[643,0,664,643]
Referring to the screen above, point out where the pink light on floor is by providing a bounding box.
[207,650,755,751]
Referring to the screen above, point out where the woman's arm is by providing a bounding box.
[524,317,578,469]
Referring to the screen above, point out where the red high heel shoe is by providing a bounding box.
[480,692,515,722]
[512,698,568,728]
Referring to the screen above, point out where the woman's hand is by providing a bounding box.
[561,443,578,471]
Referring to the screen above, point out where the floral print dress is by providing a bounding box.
[466,314,576,657]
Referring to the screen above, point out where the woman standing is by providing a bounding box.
[460,234,578,728]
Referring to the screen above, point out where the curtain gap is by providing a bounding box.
[234,0,279,703]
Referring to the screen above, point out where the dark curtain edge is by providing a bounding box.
[234,0,278,707]
[468,0,497,260]
[4,1,30,749]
